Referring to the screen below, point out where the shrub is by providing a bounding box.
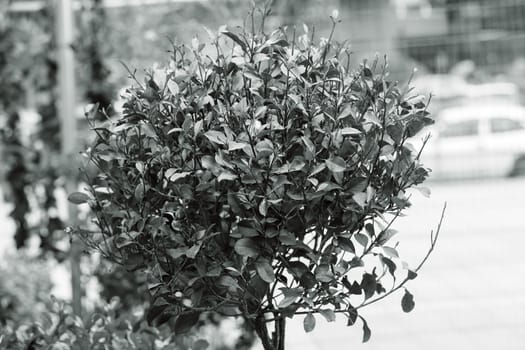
[72,8,439,349]
[0,253,52,327]
[0,298,180,350]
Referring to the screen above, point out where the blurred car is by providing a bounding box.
[418,103,525,180]
[411,74,520,113]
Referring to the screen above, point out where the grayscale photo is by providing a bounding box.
[0,1,523,349]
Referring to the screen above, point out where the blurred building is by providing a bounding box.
[397,0,525,74]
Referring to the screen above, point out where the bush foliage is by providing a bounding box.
[73,9,437,349]
[0,298,182,350]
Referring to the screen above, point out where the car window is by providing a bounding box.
[440,119,478,138]
[490,117,524,133]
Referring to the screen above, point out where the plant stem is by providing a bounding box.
[254,315,275,350]
[274,316,286,350]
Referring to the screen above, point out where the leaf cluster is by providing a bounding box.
[0,298,193,350]
[75,16,434,342]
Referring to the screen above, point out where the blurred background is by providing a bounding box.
[1,0,524,349]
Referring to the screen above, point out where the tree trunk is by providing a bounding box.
[273,316,286,350]
[250,314,286,350]
[253,315,275,350]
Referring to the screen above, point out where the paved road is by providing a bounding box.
[284,178,525,350]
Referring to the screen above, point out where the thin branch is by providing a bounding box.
[263,202,445,322]
[358,202,446,310]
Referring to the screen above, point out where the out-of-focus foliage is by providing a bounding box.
[0,0,115,253]
[92,261,256,349]
[0,298,183,350]
[73,7,435,349]
[0,292,257,350]
[0,7,58,251]
[77,0,117,116]
[0,253,52,327]
[95,262,150,312]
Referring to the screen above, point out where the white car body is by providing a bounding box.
[418,103,525,180]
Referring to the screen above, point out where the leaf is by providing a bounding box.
[287,261,308,278]
[340,127,360,135]
[315,264,334,283]
[168,127,183,134]
[253,53,269,64]
[401,289,415,313]
[278,288,303,308]
[255,139,274,159]
[135,161,145,174]
[299,272,317,289]
[337,105,354,120]
[352,192,367,207]
[325,157,346,173]
[221,30,248,53]
[201,155,219,172]
[407,270,418,280]
[204,130,228,145]
[376,229,398,246]
[134,182,145,202]
[360,316,371,343]
[279,230,296,245]
[236,220,259,237]
[167,80,179,95]
[349,281,362,295]
[217,275,239,289]
[317,182,342,193]
[354,233,368,248]
[194,119,203,138]
[234,238,259,257]
[364,223,375,236]
[146,302,169,325]
[303,313,316,332]
[192,339,209,350]
[307,177,319,187]
[115,235,135,249]
[338,237,355,253]
[310,163,326,176]
[174,311,200,334]
[227,192,243,214]
[273,158,305,174]
[319,309,336,322]
[255,259,275,283]
[361,273,377,300]
[218,170,237,182]
[301,136,316,160]
[228,141,246,151]
[165,169,191,182]
[289,158,306,172]
[258,198,268,216]
[347,306,358,326]
[382,246,399,258]
[381,256,397,276]
[186,242,202,259]
[152,311,173,328]
[167,247,187,260]
[68,192,90,205]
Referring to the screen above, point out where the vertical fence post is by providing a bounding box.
[56,0,82,316]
